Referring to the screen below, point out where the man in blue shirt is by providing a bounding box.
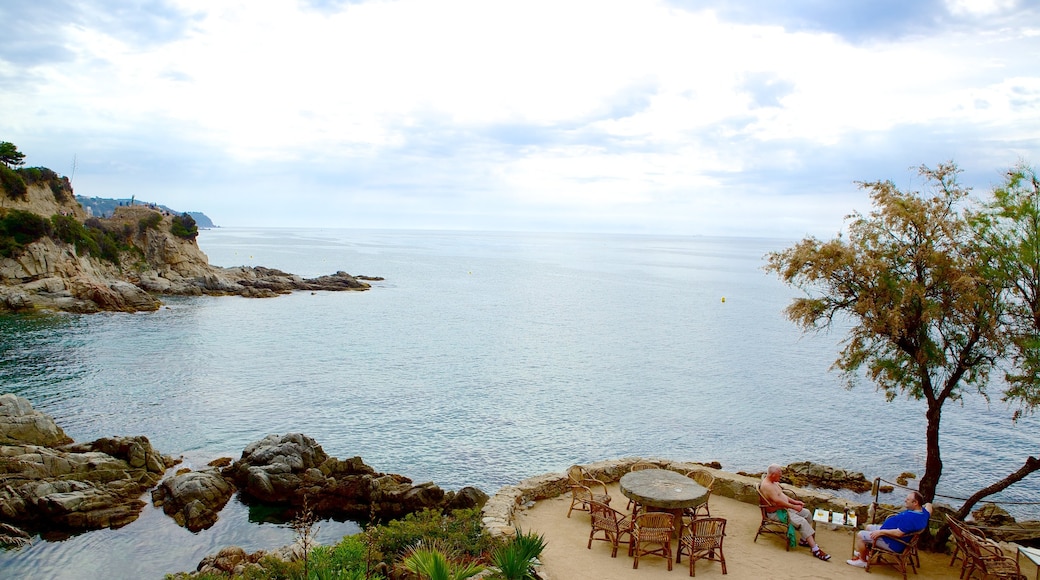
[846,490,932,568]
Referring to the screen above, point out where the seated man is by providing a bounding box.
[760,464,831,561]
[846,490,932,569]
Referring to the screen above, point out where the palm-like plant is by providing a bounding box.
[490,528,547,580]
[402,540,484,580]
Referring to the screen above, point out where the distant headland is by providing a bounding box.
[75,195,216,228]
[0,154,379,314]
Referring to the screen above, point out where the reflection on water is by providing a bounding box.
[2,229,1038,578]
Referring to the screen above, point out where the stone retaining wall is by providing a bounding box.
[481,457,871,539]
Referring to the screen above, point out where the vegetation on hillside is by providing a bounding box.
[0,210,51,258]
[171,212,199,240]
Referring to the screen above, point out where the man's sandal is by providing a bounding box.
[814,549,831,561]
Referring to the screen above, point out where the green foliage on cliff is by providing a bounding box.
[170,212,198,240]
[137,212,163,234]
[51,214,130,264]
[16,166,70,202]
[0,165,27,201]
[0,209,52,258]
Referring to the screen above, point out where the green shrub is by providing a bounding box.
[138,211,163,234]
[0,209,52,257]
[170,212,198,240]
[10,167,69,202]
[51,214,129,264]
[0,165,27,200]
[489,528,546,580]
[365,508,494,570]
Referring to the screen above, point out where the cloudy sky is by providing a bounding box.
[2,0,1038,237]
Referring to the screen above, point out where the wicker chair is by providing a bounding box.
[587,500,633,558]
[947,515,982,578]
[630,511,675,570]
[683,469,715,520]
[753,482,791,551]
[866,529,924,580]
[676,516,727,577]
[959,527,1027,580]
[626,461,658,511]
[567,465,611,518]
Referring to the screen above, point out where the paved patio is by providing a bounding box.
[513,482,981,580]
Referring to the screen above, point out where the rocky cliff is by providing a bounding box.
[0,181,378,313]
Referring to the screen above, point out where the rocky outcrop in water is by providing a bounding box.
[1,184,380,313]
[222,433,488,521]
[0,394,176,541]
[151,466,235,532]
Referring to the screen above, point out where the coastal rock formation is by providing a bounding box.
[222,433,488,521]
[783,461,873,492]
[0,184,380,313]
[152,467,235,532]
[738,461,873,493]
[0,395,175,540]
[0,393,73,447]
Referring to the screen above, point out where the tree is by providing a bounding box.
[170,213,198,240]
[949,162,1040,520]
[765,163,1005,503]
[0,141,26,168]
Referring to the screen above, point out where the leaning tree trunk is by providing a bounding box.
[930,455,1040,550]
[919,402,944,503]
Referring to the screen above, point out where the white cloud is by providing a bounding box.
[1,0,1038,237]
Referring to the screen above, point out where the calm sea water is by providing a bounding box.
[1,228,1037,578]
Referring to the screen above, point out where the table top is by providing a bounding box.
[1019,545,1040,564]
[619,469,708,510]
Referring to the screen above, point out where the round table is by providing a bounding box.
[619,469,708,536]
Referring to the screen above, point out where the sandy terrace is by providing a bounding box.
[512,482,1006,580]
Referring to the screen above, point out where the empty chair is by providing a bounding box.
[626,461,657,511]
[753,482,792,550]
[676,516,727,577]
[957,524,1026,580]
[567,465,611,517]
[946,515,979,578]
[587,500,633,558]
[630,511,674,570]
[684,469,715,520]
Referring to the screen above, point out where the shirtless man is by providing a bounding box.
[761,464,831,561]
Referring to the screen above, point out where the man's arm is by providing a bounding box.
[762,481,804,510]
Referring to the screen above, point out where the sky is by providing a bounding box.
[1,0,1038,238]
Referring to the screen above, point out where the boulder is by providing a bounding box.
[445,486,490,512]
[223,433,483,521]
[973,503,1016,527]
[0,393,72,446]
[152,468,235,532]
[782,461,873,493]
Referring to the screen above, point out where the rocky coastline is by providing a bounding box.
[1,182,380,313]
[4,393,1040,576]
[0,395,486,543]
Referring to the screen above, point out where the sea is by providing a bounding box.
[1,227,1037,579]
